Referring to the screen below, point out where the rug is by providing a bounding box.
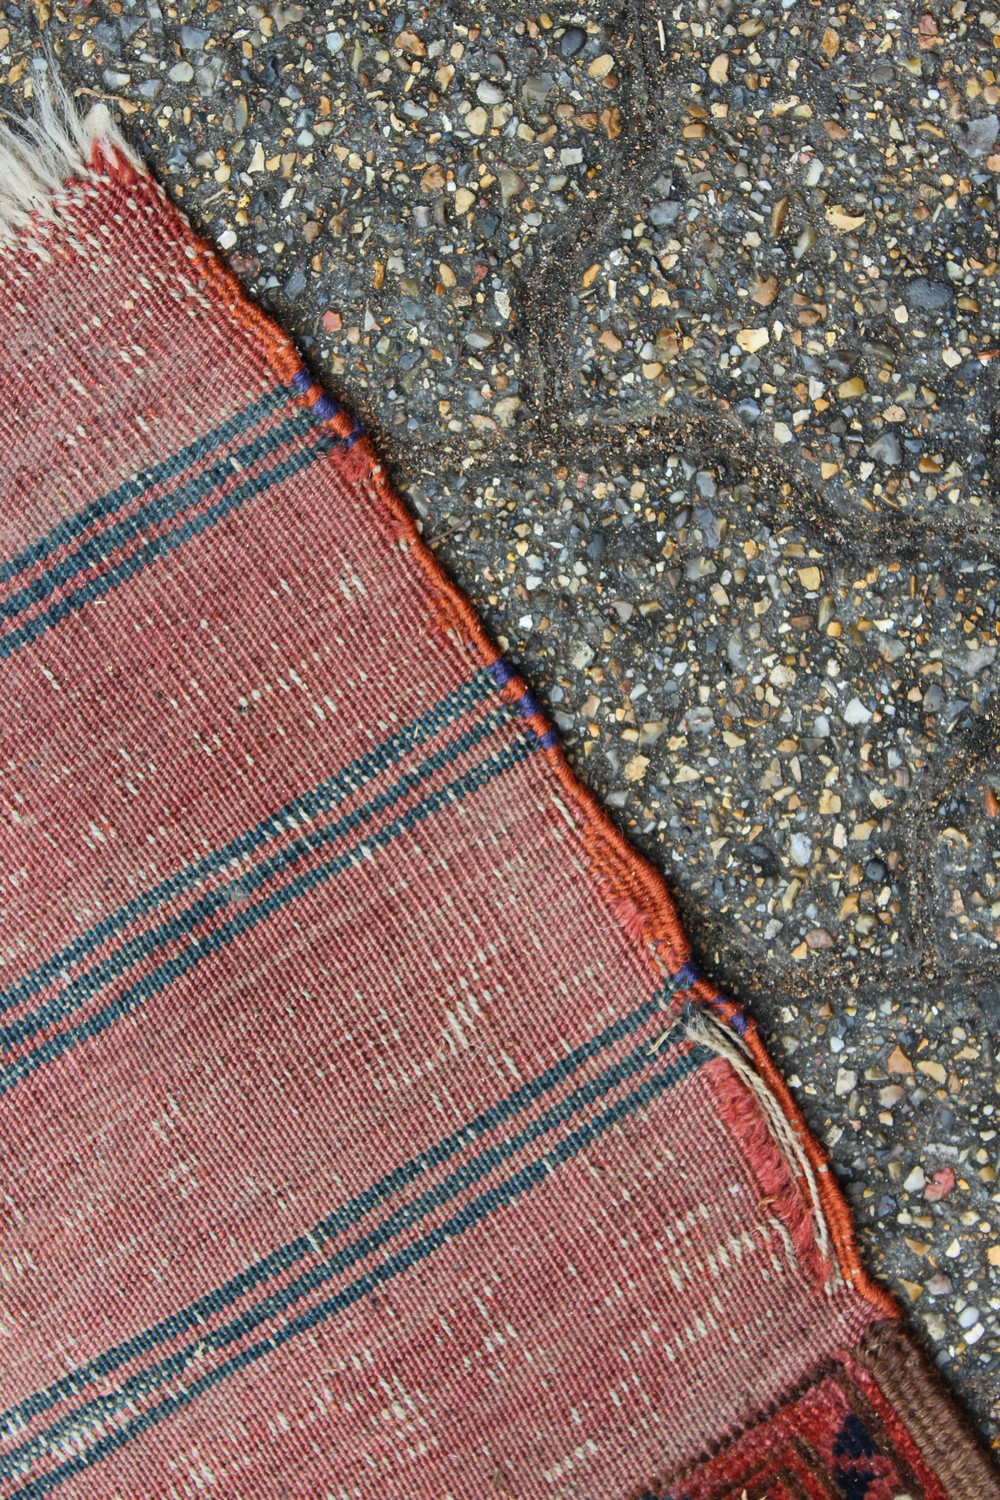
[0,86,996,1500]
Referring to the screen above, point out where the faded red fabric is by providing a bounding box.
[0,129,995,1500]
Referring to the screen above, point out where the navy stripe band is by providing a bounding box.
[0,702,513,1053]
[0,409,315,626]
[0,734,539,1096]
[3,1002,693,1479]
[0,428,337,661]
[8,1042,705,1496]
[0,386,286,589]
[0,672,495,1019]
[0,987,676,1442]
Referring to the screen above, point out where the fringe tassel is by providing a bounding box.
[0,69,143,247]
[685,1007,837,1286]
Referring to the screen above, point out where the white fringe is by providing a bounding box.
[0,69,144,247]
[684,1007,837,1282]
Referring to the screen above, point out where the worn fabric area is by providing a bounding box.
[0,99,997,1500]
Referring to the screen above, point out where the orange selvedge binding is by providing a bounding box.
[92,138,898,1322]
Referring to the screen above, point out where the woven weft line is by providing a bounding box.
[0,90,996,1500]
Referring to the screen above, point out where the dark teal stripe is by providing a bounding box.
[0,410,314,625]
[0,734,537,1098]
[0,673,494,1019]
[3,999,690,1481]
[0,685,501,1046]
[0,387,285,589]
[0,431,333,661]
[13,1046,707,1497]
[0,985,673,1445]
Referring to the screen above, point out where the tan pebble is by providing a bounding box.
[805,928,834,949]
[394,28,426,55]
[751,275,778,307]
[825,205,866,231]
[917,1059,947,1085]
[588,54,615,79]
[624,754,649,783]
[736,327,769,353]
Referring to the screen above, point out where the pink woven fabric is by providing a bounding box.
[0,114,996,1500]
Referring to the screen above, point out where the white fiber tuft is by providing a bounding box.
[0,67,144,246]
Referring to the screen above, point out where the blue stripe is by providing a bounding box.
[4,1005,693,1479]
[9,1044,706,1495]
[0,693,505,1049]
[0,673,495,1020]
[0,734,538,1097]
[0,430,336,661]
[0,987,675,1444]
[0,387,286,589]
[0,410,315,625]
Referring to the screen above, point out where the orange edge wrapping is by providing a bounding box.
[100,146,899,1322]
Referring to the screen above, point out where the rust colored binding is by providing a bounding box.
[105,138,898,1321]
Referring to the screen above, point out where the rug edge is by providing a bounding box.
[62,91,900,1315]
[8,79,1000,1495]
[632,1320,1000,1500]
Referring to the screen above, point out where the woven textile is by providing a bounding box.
[0,97,997,1500]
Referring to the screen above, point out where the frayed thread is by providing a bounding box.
[0,69,143,248]
[685,1007,836,1288]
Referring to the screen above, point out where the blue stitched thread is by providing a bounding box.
[485,655,560,748]
[671,961,747,1037]
[287,368,361,438]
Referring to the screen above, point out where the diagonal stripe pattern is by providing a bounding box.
[3,105,979,1500]
[0,999,702,1493]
